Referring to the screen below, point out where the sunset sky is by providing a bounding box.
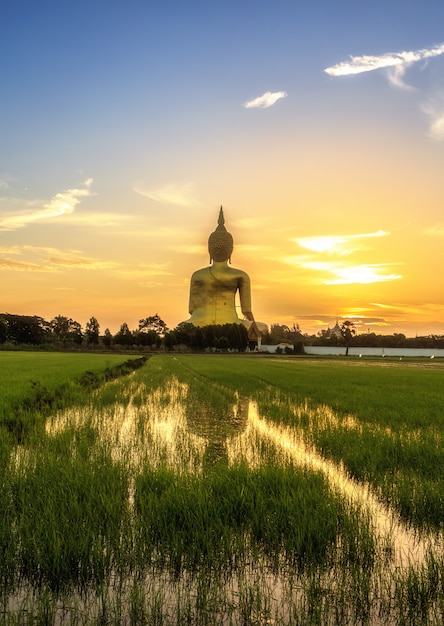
[2,0,444,337]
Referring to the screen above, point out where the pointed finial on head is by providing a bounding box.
[218,206,224,226]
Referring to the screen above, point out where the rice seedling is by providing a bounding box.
[0,352,146,443]
[172,354,444,530]
[1,353,443,624]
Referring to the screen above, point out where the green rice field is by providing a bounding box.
[1,353,443,624]
[0,351,143,413]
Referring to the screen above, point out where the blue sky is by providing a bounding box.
[2,0,444,336]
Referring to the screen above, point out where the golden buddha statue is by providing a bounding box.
[186,208,267,340]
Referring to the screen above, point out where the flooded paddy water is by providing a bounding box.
[2,357,443,625]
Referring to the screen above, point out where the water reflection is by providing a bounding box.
[230,402,443,571]
[185,396,249,468]
[44,381,442,573]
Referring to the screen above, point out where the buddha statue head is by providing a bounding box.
[208,207,234,263]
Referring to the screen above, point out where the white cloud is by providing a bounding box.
[282,256,402,285]
[324,264,402,285]
[422,97,444,140]
[325,44,444,139]
[0,179,94,231]
[294,230,389,255]
[244,91,287,109]
[284,230,402,285]
[324,43,444,90]
[133,182,201,208]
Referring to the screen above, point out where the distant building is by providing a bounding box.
[325,319,342,340]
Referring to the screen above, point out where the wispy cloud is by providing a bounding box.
[324,263,402,285]
[0,179,94,231]
[325,43,444,138]
[0,244,82,256]
[244,91,287,109]
[285,258,401,284]
[285,229,402,285]
[298,313,387,326]
[46,256,118,270]
[423,222,444,237]
[421,97,444,140]
[324,43,444,90]
[0,258,46,272]
[133,182,201,207]
[0,244,118,273]
[294,230,388,255]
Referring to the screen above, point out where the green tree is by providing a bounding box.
[114,322,133,346]
[0,317,8,343]
[103,328,113,347]
[138,314,168,336]
[2,314,47,344]
[216,336,230,351]
[269,323,302,345]
[134,329,160,347]
[173,322,196,347]
[340,320,356,356]
[50,315,83,344]
[163,331,176,351]
[51,315,71,341]
[85,316,100,345]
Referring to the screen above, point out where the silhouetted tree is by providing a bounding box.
[85,316,100,345]
[50,315,83,345]
[2,314,47,344]
[138,314,168,336]
[134,329,160,347]
[0,317,7,344]
[341,320,356,356]
[163,331,176,351]
[166,323,249,352]
[114,322,133,346]
[269,323,303,345]
[103,328,113,347]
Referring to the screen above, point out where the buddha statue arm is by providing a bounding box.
[238,273,254,321]
[188,271,204,315]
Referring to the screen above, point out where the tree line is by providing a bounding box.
[266,321,444,350]
[0,313,250,352]
[1,313,443,352]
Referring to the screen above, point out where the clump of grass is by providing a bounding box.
[1,355,148,442]
[7,429,131,593]
[134,462,374,575]
[173,355,444,529]
[2,354,443,624]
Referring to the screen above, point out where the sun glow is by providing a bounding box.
[295,231,389,255]
[325,264,403,285]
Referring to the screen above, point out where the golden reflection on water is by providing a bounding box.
[237,403,442,570]
[44,380,442,572]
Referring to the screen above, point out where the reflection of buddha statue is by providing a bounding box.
[186,208,267,339]
[185,395,250,468]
